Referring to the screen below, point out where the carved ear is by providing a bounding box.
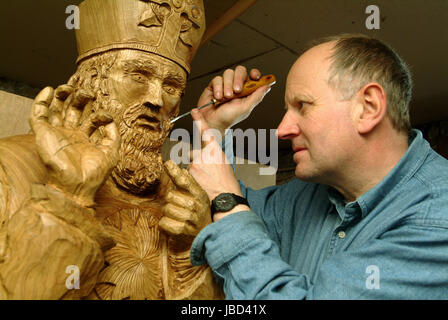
[97,66,111,97]
[85,68,99,94]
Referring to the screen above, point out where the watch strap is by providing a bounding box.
[211,193,249,216]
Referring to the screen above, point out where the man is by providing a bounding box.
[184,34,448,299]
[0,0,223,300]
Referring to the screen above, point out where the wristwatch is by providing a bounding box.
[211,193,250,216]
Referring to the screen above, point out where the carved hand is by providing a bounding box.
[159,160,212,246]
[30,86,120,207]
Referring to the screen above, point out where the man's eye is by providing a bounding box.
[297,101,310,111]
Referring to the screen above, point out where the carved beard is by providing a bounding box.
[95,95,172,195]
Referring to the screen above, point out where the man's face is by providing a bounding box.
[103,50,187,194]
[277,43,358,184]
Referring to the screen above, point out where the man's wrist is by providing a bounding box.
[212,204,250,222]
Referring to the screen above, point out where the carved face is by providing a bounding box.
[108,50,186,130]
[103,49,187,194]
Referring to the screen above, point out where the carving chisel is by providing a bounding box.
[170,74,276,124]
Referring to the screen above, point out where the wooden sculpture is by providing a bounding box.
[0,0,224,300]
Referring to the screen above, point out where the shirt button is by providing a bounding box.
[338,231,346,239]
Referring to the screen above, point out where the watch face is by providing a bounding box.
[214,193,237,212]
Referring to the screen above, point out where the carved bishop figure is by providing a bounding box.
[0,0,224,300]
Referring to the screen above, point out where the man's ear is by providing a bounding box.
[353,82,387,134]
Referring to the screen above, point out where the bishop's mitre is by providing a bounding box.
[75,0,206,74]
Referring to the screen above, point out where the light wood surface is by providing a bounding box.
[0,0,274,300]
[0,0,223,300]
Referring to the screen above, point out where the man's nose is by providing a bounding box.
[143,81,164,112]
[276,111,301,140]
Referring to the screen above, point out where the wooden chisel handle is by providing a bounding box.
[213,74,276,106]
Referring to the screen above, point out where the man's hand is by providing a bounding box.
[30,86,120,207]
[159,160,212,247]
[188,110,249,222]
[196,66,272,140]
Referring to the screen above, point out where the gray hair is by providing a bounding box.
[304,34,413,133]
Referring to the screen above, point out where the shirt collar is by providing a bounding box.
[327,129,430,219]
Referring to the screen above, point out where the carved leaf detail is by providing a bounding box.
[95,208,165,300]
[179,32,194,48]
[139,9,162,28]
[179,14,194,47]
[180,14,193,32]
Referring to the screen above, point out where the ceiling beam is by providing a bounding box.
[200,0,258,48]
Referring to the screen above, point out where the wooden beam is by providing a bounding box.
[200,0,258,48]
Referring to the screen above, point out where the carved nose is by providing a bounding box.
[144,82,164,111]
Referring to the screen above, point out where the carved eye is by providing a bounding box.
[130,73,147,84]
[164,87,175,94]
[163,84,178,95]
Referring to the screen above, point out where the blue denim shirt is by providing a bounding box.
[191,129,448,299]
